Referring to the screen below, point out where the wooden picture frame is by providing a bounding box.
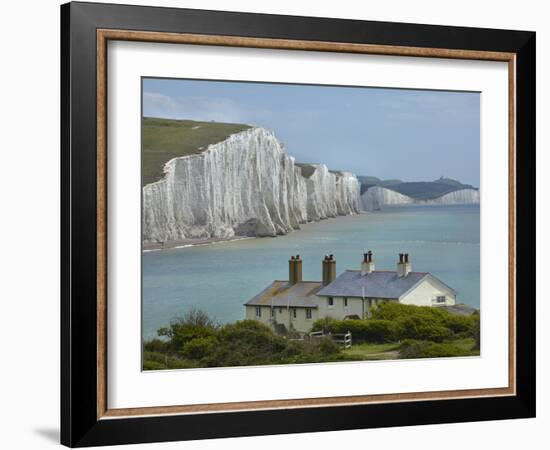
[61,2,535,447]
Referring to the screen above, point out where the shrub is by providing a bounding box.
[143,338,169,353]
[202,320,289,367]
[398,340,473,359]
[317,336,341,355]
[420,343,472,358]
[143,360,166,371]
[313,318,398,343]
[312,317,339,333]
[179,336,217,360]
[395,316,453,342]
[142,351,192,369]
[471,313,480,350]
[157,309,218,352]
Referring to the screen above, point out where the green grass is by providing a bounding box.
[343,342,401,360]
[342,338,479,361]
[142,117,251,186]
[448,338,479,354]
[357,176,477,199]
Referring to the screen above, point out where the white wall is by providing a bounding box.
[317,296,366,321]
[0,1,547,450]
[402,277,457,306]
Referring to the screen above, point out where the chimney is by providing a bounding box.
[329,254,336,283]
[361,250,375,275]
[294,254,303,283]
[322,255,337,286]
[289,256,296,285]
[397,253,411,277]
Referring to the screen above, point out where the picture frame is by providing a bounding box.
[60,1,536,447]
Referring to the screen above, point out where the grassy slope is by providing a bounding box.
[342,338,479,361]
[342,342,401,360]
[142,117,251,186]
[389,181,464,200]
[358,175,477,200]
[295,163,317,179]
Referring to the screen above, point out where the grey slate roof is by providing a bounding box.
[244,281,321,308]
[316,270,431,299]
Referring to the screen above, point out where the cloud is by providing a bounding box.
[143,92,271,124]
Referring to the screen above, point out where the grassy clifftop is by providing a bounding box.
[142,117,251,186]
[359,175,477,200]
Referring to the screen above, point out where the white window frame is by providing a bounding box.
[435,295,447,304]
[305,308,312,320]
[255,306,262,317]
[327,297,334,308]
[343,297,348,308]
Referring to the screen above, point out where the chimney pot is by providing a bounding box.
[397,253,411,277]
[361,251,375,275]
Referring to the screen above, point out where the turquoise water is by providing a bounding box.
[143,205,480,339]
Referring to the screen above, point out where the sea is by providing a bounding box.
[142,204,480,339]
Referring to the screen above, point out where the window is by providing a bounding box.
[278,307,283,314]
[306,308,312,319]
[292,308,297,318]
[328,297,334,307]
[271,308,275,317]
[255,306,261,317]
[343,297,348,308]
[436,295,446,303]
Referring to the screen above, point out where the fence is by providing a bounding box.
[308,330,352,348]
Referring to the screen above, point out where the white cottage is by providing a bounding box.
[244,252,457,333]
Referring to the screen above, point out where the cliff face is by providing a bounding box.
[361,186,414,211]
[303,166,360,221]
[143,127,360,242]
[361,186,479,211]
[425,188,480,204]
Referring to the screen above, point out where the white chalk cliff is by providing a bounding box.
[361,186,414,211]
[143,127,361,242]
[361,186,480,211]
[302,165,360,221]
[425,189,480,204]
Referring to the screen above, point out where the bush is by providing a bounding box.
[471,312,480,350]
[143,338,169,353]
[398,340,473,359]
[157,309,218,352]
[202,320,290,367]
[143,360,166,371]
[372,302,479,342]
[142,351,193,369]
[318,336,341,355]
[180,336,217,360]
[312,317,339,333]
[395,316,453,342]
[312,318,398,343]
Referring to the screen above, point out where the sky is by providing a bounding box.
[143,78,480,186]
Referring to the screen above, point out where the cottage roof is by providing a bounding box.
[316,270,447,299]
[244,281,322,308]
